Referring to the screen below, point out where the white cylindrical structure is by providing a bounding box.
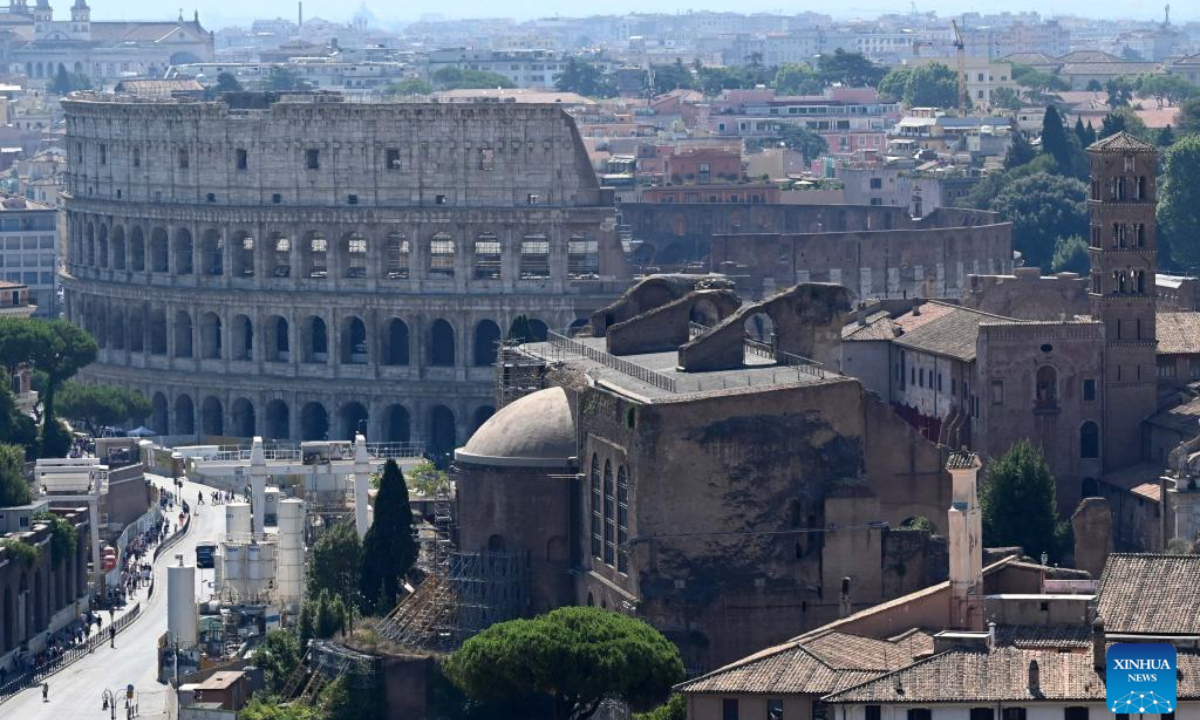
[225,502,251,538]
[167,560,198,648]
[222,544,242,581]
[250,437,267,537]
[276,498,306,608]
[353,434,370,539]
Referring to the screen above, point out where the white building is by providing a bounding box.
[0,196,57,314]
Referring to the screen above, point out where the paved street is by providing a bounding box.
[4,473,224,720]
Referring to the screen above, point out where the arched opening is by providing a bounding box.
[85,222,95,266]
[265,400,289,440]
[109,308,126,350]
[568,317,589,336]
[383,318,409,366]
[199,312,222,359]
[173,228,194,275]
[338,402,369,440]
[231,397,256,438]
[173,310,193,358]
[384,404,410,443]
[150,228,169,272]
[1081,477,1099,498]
[342,232,367,278]
[300,402,330,441]
[231,314,253,361]
[130,227,145,272]
[201,396,224,436]
[471,405,495,432]
[97,224,109,269]
[340,316,368,364]
[305,316,328,363]
[1035,365,1058,410]
[33,570,42,631]
[3,585,12,653]
[519,233,550,278]
[151,392,169,434]
[428,232,455,277]
[233,232,254,277]
[386,232,409,279]
[129,308,144,353]
[265,315,289,362]
[487,534,506,552]
[271,233,290,277]
[149,309,167,355]
[429,319,455,367]
[528,318,549,342]
[473,320,501,366]
[304,231,328,279]
[1080,421,1099,459]
[429,405,456,459]
[94,304,108,348]
[200,229,223,276]
[474,232,501,280]
[900,517,939,534]
[745,312,775,345]
[174,394,195,435]
[689,298,720,327]
[111,226,126,270]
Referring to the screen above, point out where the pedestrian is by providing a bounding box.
[42,681,48,702]
[109,626,115,648]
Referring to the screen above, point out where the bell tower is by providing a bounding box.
[71,0,90,39]
[1086,132,1159,471]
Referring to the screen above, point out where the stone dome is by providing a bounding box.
[454,387,576,468]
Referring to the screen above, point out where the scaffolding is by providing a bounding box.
[496,341,548,409]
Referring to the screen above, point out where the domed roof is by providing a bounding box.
[455,387,576,468]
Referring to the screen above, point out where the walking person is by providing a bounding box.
[42,681,48,702]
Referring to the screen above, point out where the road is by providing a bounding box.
[5,474,224,720]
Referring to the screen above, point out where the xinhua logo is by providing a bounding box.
[1107,643,1177,715]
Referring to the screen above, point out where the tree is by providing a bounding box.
[875,68,911,101]
[990,172,1089,269]
[903,63,958,108]
[1159,135,1200,269]
[314,589,346,638]
[508,314,535,343]
[385,78,432,96]
[358,459,416,615]
[555,59,616,98]
[816,49,886,88]
[1138,73,1195,108]
[1039,106,1073,172]
[1180,97,1200,137]
[443,606,685,720]
[1016,70,1068,103]
[0,443,30,507]
[298,601,315,649]
[321,675,381,720]
[0,387,39,459]
[990,86,1022,111]
[772,123,828,162]
[1085,79,1103,91]
[254,629,302,694]
[307,520,362,605]
[1099,106,1149,142]
[1104,77,1134,108]
[57,382,151,433]
[50,64,71,95]
[240,697,320,720]
[215,72,243,93]
[635,694,686,720]
[649,59,695,95]
[980,439,1064,561]
[1083,121,1097,146]
[1050,235,1089,274]
[773,63,824,96]
[1158,124,1176,147]
[266,66,312,91]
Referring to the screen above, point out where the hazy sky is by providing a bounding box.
[91,0,1192,28]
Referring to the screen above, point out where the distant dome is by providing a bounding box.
[455,387,575,468]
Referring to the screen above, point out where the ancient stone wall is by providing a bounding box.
[962,268,1090,320]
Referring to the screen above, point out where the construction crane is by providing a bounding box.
[951,20,968,114]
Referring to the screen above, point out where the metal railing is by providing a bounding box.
[199,441,426,463]
[546,331,678,393]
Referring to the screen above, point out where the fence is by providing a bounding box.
[105,505,165,587]
[0,602,142,705]
[546,331,678,393]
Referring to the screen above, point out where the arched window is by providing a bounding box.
[1080,421,1099,459]
[617,466,629,573]
[429,232,455,277]
[1035,365,1057,410]
[590,455,602,560]
[430,319,455,367]
[603,460,615,566]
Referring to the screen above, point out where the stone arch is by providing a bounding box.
[130,226,146,272]
[265,315,289,362]
[382,318,409,366]
[232,231,254,277]
[384,404,410,443]
[689,297,722,327]
[128,307,144,353]
[473,319,501,367]
[270,232,291,277]
[528,318,549,342]
[429,405,456,459]
[744,311,775,344]
[97,223,109,269]
[175,394,195,435]
[149,308,167,355]
[340,316,368,365]
[304,316,328,363]
[231,397,256,438]
[300,401,330,441]
[150,227,169,272]
[471,405,495,432]
[201,396,224,436]
[303,230,328,278]
[151,392,169,434]
[173,228,193,275]
[1080,421,1099,459]
[33,569,42,631]
[85,221,95,266]
[264,400,289,440]
[200,228,223,276]
[199,312,222,359]
[568,317,589,335]
[111,225,126,270]
[2,584,12,652]
[428,231,455,277]
[429,318,455,367]
[341,231,367,278]
[109,307,126,350]
[173,310,193,358]
[94,303,108,348]
[338,401,369,440]
[231,314,253,361]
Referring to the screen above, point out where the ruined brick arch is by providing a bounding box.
[111,225,126,270]
[172,228,193,275]
[200,228,223,276]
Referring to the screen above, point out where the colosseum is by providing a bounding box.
[60,92,629,456]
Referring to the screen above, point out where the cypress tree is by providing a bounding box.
[1074,117,1087,146]
[1040,106,1072,171]
[358,460,417,615]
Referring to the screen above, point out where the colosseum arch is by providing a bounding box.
[265,315,289,362]
[340,316,368,365]
[200,229,223,276]
[382,318,410,366]
[130,227,145,272]
[270,233,290,278]
[150,228,169,272]
[383,404,410,443]
[128,307,145,353]
[338,401,368,440]
[303,316,329,363]
[149,309,167,355]
[428,232,455,277]
[232,231,254,278]
[175,394,195,435]
[300,402,329,441]
[385,232,409,279]
[173,310,194,358]
[473,319,501,366]
[199,312,223,360]
[471,405,495,433]
[151,392,169,434]
[94,304,108,348]
[520,233,550,279]
[109,308,126,350]
[341,232,367,279]
[97,224,109,269]
[429,406,457,459]
[111,226,126,270]
[264,400,289,439]
[231,397,256,438]
[231,315,253,361]
[303,231,328,279]
[85,222,95,266]
[528,318,550,342]
[429,319,455,367]
[201,396,224,436]
[173,228,194,275]
[473,232,502,280]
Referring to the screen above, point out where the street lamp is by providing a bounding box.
[101,688,117,720]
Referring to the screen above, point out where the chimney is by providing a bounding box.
[1093,617,1106,673]
[912,300,922,317]
[838,576,852,618]
[1028,660,1040,692]
[946,451,983,630]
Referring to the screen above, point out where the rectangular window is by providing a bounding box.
[991,380,1003,405]
[908,710,932,720]
[473,235,502,280]
[603,464,615,565]
[970,710,995,720]
[305,148,320,170]
[568,235,599,278]
[479,148,494,171]
[919,368,925,387]
[1002,710,1026,720]
[236,148,248,170]
[1064,707,1088,720]
[386,148,400,169]
[1083,378,1096,401]
[870,178,883,189]
[722,699,739,720]
[272,193,282,204]
[178,148,189,169]
[348,194,359,205]
[768,699,784,720]
[937,373,943,392]
[865,707,881,720]
[133,147,140,168]
[99,144,106,165]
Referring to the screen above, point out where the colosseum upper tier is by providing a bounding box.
[61,92,629,455]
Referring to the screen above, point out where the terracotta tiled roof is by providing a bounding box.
[843,312,897,341]
[1096,554,1200,634]
[893,303,1019,362]
[1147,395,1200,435]
[1088,131,1159,154]
[1058,50,1123,62]
[992,624,1091,649]
[1157,312,1200,355]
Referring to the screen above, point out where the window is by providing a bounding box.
[1083,378,1096,401]
[99,144,106,165]
[385,148,400,169]
[908,710,932,720]
[429,233,455,277]
[603,461,615,565]
[590,455,602,560]
[132,147,140,168]
[345,234,367,278]
[272,193,282,204]
[178,148,189,169]
[919,368,925,387]
[767,699,784,720]
[386,233,409,279]
[206,193,216,203]
[236,148,248,170]
[991,380,1004,405]
[520,234,550,279]
[527,193,539,205]
[722,699,739,720]
[617,466,629,573]
[305,148,320,170]
[1064,707,1088,720]
[1002,709,1026,720]
[865,707,881,720]
[436,194,447,205]
[1080,421,1099,459]
[870,177,883,189]
[347,194,358,205]
[568,235,599,278]
[479,148,494,170]
[1035,365,1058,410]
[474,233,502,280]
[970,710,995,720]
